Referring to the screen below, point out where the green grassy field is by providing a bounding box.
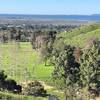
[0,42,53,83]
[0,42,64,100]
[0,42,55,100]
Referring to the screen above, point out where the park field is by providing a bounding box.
[0,42,54,83]
[0,42,64,100]
[0,42,65,100]
[0,42,58,100]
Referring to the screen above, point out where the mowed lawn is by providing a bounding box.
[0,42,54,84]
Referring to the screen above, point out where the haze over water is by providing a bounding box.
[0,14,100,21]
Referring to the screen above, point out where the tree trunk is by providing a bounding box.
[65,89,68,100]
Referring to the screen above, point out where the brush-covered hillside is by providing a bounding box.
[58,24,100,47]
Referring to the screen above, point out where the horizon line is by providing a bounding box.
[0,13,99,16]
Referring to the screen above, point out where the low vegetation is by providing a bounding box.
[1,23,100,100]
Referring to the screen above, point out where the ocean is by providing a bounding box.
[0,14,100,21]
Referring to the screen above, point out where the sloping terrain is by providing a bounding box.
[59,24,100,47]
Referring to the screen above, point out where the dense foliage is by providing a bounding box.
[37,24,100,100]
[22,81,47,96]
[0,70,22,93]
[79,39,100,99]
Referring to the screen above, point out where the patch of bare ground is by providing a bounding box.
[96,97,100,100]
[21,80,54,90]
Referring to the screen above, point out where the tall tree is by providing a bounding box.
[52,45,80,100]
[80,40,100,99]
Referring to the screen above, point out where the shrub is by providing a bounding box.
[0,70,22,94]
[5,79,22,93]
[22,81,47,96]
[0,70,7,90]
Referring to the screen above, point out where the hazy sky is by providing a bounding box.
[0,0,100,15]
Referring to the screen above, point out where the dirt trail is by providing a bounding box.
[21,80,64,94]
[21,80,54,90]
[39,81,54,90]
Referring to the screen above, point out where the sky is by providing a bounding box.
[0,0,100,15]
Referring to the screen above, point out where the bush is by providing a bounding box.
[0,70,7,90]
[0,70,22,94]
[5,79,22,93]
[22,81,47,96]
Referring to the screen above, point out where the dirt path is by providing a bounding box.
[21,80,54,90]
[21,80,64,95]
[39,81,54,90]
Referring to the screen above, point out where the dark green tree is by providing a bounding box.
[39,31,57,66]
[52,45,80,100]
[0,70,7,90]
[80,40,100,99]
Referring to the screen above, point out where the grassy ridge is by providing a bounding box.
[59,24,100,47]
[68,28,100,47]
[59,24,100,39]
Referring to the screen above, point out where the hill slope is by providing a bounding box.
[59,24,100,47]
